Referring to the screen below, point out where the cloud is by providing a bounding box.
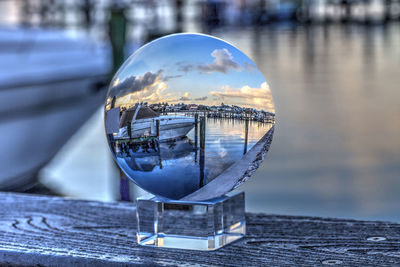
[164,74,183,81]
[243,62,257,72]
[197,48,240,74]
[109,71,174,108]
[122,80,170,106]
[209,82,274,112]
[213,138,227,158]
[177,93,208,102]
[177,49,256,75]
[194,96,208,101]
[179,92,191,101]
[109,70,163,98]
[107,68,187,107]
[177,63,194,73]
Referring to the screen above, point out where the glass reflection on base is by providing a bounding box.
[136,191,246,251]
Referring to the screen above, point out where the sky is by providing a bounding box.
[107,33,274,113]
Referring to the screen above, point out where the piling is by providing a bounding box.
[156,120,162,168]
[200,116,206,149]
[158,147,163,169]
[200,148,205,187]
[109,7,128,202]
[110,96,116,109]
[156,120,160,138]
[82,0,94,29]
[194,113,199,148]
[174,0,183,32]
[243,118,249,155]
[128,123,132,139]
[119,171,130,201]
[199,116,206,187]
[108,4,127,78]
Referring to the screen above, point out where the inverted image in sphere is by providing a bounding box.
[104,33,275,200]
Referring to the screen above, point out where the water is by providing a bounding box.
[115,117,272,199]
[211,24,400,222]
[41,23,400,222]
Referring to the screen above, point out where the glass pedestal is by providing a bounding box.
[136,192,246,251]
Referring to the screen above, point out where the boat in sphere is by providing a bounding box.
[114,105,195,141]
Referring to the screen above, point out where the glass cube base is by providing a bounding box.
[136,192,246,251]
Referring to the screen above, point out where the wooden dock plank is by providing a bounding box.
[0,192,399,266]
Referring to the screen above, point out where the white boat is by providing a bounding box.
[115,105,195,141]
[0,28,110,190]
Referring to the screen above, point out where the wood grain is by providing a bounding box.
[0,192,399,266]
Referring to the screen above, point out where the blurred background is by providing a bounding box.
[0,0,399,222]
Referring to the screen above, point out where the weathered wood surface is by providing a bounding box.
[0,192,399,266]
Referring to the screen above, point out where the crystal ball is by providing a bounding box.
[104,33,275,201]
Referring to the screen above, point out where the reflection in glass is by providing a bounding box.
[105,33,274,200]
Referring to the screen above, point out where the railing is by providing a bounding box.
[1,191,399,266]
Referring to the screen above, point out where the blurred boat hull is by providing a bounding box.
[0,29,110,190]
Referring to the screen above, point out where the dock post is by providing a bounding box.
[119,171,130,201]
[174,0,184,32]
[82,0,94,29]
[155,119,162,168]
[108,3,127,78]
[199,116,206,187]
[200,116,206,149]
[195,113,199,146]
[128,123,132,139]
[156,120,160,139]
[158,146,163,169]
[200,148,205,187]
[243,118,249,155]
[108,4,128,206]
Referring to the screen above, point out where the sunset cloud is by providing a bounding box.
[112,72,169,107]
[209,82,274,112]
[179,92,191,101]
[108,69,189,108]
[109,70,163,99]
[195,96,208,101]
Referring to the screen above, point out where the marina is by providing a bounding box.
[36,23,400,222]
[0,0,398,221]
[0,1,400,265]
[105,96,274,200]
[112,114,273,200]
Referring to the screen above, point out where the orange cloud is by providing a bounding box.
[209,82,274,112]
